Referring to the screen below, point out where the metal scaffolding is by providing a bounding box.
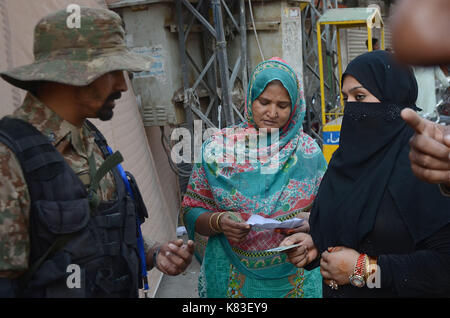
[301,0,340,147]
[174,0,248,195]
[174,0,247,134]
[174,0,341,145]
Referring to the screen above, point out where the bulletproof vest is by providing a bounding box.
[0,117,142,298]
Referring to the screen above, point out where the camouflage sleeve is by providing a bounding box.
[0,143,30,278]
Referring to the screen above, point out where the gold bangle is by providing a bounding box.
[209,213,220,233]
[365,256,378,280]
[216,212,227,232]
[370,257,378,274]
[364,254,370,281]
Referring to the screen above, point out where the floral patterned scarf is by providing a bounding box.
[182,58,327,283]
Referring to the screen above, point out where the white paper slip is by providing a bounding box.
[176,226,187,237]
[246,214,304,229]
[266,243,301,253]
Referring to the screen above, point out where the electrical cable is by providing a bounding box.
[248,0,265,61]
[160,127,193,178]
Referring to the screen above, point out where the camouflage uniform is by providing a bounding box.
[0,7,153,283]
[0,93,116,277]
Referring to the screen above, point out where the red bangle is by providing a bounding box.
[354,253,366,276]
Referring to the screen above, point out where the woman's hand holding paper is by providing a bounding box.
[279,233,318,268]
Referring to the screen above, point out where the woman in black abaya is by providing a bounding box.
[281,50,450,297]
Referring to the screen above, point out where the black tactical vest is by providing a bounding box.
[0,117,143,298]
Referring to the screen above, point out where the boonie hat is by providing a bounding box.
[0,6,152,90]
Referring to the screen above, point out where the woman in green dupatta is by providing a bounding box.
[182,58,327,298]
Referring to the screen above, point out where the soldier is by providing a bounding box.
[0,7,194,297]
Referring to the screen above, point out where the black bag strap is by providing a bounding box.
[125,171,148,221]
[18,232,79,292]
[84,120,110,159]
[0,117,66,176]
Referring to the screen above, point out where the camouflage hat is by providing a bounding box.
[0,6,152,91]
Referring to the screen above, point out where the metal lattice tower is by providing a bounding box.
[301,0,340,147]
[174,0,248,195]
[174,0,248,134]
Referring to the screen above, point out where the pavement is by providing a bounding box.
[154,233,201,298]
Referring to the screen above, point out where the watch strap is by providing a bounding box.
[152,245,161,271]
[349,253,367,287]
[354,253,366,277]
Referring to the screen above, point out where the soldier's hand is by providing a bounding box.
[156,239,195,276]
[401,109,450,185]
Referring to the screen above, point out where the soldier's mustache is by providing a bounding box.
[106,92,122,103]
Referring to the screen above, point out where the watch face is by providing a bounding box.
[349,275,365,288]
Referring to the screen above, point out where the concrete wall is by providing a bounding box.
[240,0,304,78]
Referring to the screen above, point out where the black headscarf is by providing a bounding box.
[310,50,450,253]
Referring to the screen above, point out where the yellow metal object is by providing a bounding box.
[323,144,339,163]
[322,119,342,163]
[300,2,309,11]
[319,20,367,26]
[316,7,385,162]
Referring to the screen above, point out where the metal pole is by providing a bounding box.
[317,22,326,126]
[200,1,220,128]
[240,0,248,102]
[175,0,194,134]
[336,27,344,111]
[212,0,234,126]
[367,25,373,51]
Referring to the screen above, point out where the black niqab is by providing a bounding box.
[310,51,450,253]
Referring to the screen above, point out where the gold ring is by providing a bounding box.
[329,280,338,290]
